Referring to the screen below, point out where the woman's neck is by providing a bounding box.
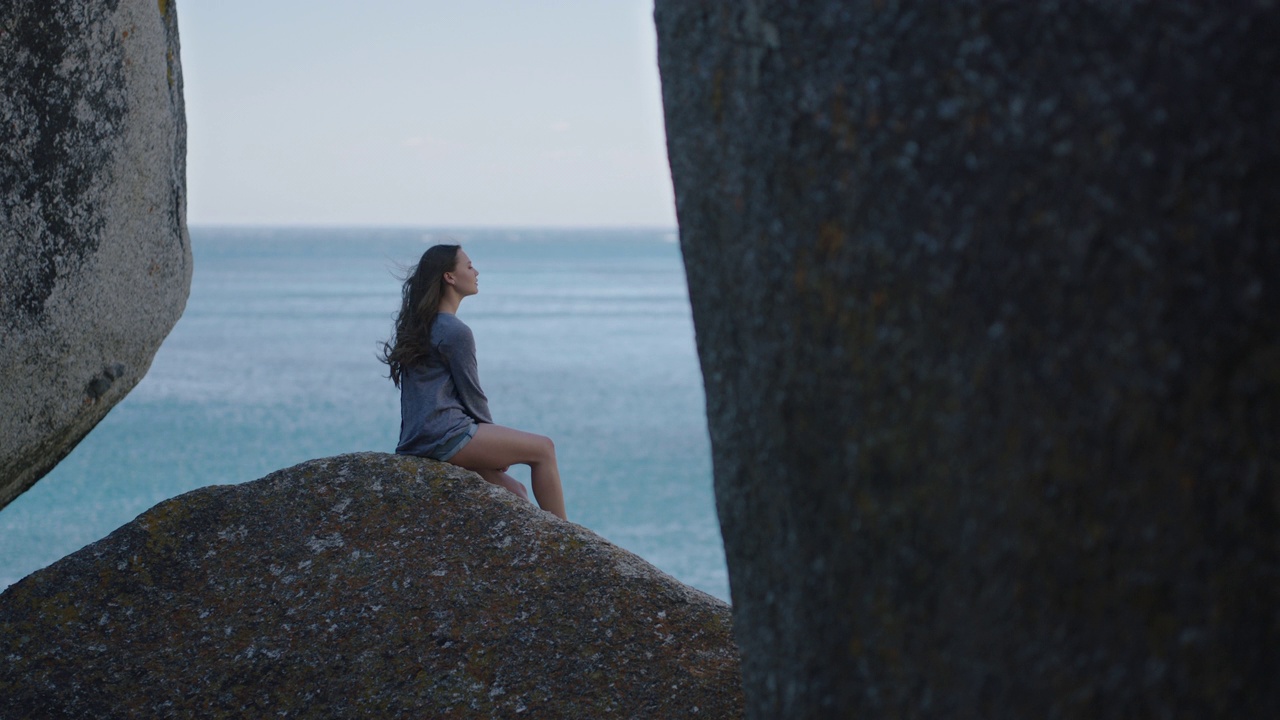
[438,290,462,315]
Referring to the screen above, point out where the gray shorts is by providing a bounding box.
[432,423,477,462]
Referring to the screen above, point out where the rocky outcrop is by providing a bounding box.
[0,0,191,508]
[656,1,1279,717]
[0,453,741,718]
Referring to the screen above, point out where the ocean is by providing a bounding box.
[0,227,729,601]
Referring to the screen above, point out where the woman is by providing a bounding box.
[382,244,567,520]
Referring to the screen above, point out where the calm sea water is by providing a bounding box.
[0,227,728,600]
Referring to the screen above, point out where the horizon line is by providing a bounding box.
[188,222,679,232]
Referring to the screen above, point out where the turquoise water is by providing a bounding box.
[0,227,728,600]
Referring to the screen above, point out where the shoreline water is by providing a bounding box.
[0,227,729,600]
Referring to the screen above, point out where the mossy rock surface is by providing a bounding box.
[656,0,1278,716]
[0,452,741,719]
[0,0,191,509]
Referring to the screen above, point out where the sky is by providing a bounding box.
[176,1,675,228]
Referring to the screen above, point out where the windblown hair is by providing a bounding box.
[380,244,461,387]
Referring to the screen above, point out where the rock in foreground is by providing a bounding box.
[0,453,740,718]
[0,0,191,509]
[656,1,1278,717]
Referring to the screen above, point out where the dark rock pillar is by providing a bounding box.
[655,1,1279,716]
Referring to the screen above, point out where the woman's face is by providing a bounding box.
[448,249,480,297]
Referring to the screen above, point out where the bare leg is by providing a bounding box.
[474,468,529,502]
[449,424,567,520]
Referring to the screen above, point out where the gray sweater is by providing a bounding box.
[396,313,493,458]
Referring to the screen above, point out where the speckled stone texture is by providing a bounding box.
[0,453,741,718]
[655,1,1279,717]
[0,0,191,509]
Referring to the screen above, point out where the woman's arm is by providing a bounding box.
[439,319,494,424]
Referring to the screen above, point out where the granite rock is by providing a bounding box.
[655,1,1279,717]
[0,0,191,508]
[0,453,741,718]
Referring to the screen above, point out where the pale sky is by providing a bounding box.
[177,1,675,228]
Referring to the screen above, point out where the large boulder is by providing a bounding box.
[655,1,1279,717]
[0,0,191,508]
[0,453,741,718]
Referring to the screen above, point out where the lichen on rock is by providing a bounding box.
[0,0,191,508]
[0,453,742,718]
[656,0,1279,716]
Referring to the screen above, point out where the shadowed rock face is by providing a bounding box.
[655,1,1279,717]
[0,453,742,718]
[0,0,191,508]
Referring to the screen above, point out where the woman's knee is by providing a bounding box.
[534,433,555,461]
[462,424,554,466]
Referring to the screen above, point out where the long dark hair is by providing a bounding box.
[380,244,461,387]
